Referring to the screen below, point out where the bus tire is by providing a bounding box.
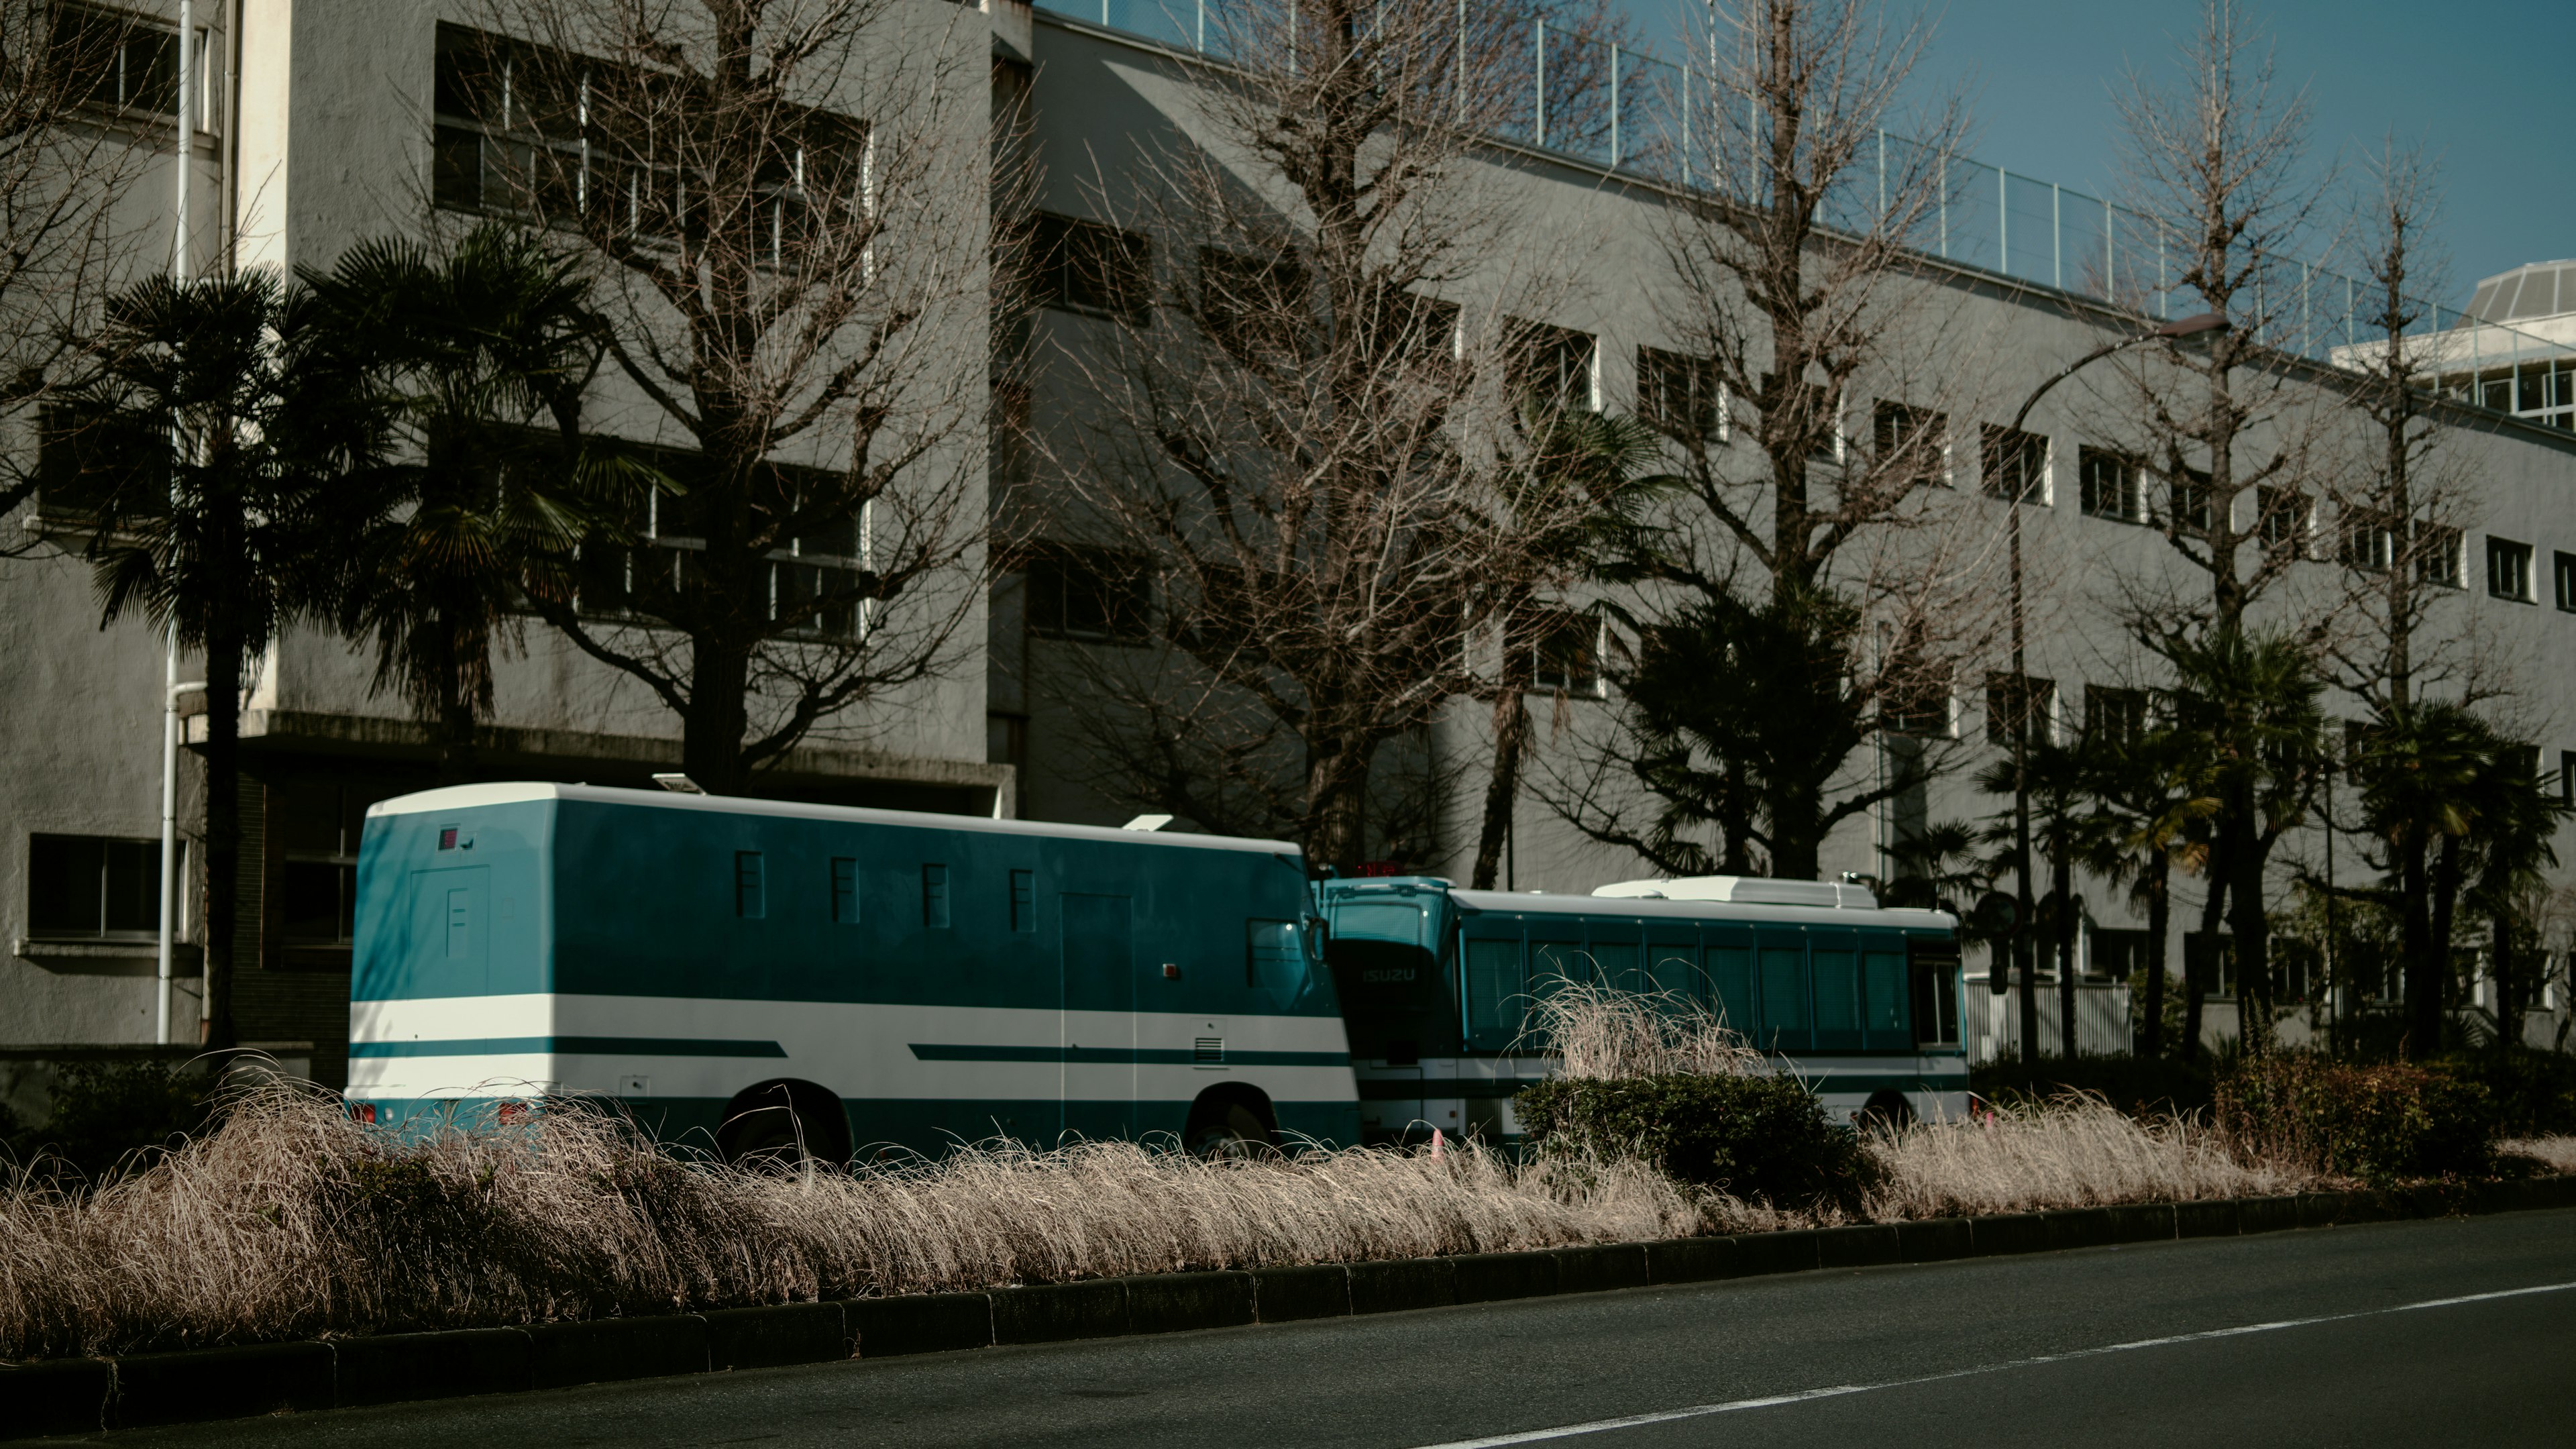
[1859,1089,1916,1136]
[1184,1087,1278,1160]
[716,1079,853,1169]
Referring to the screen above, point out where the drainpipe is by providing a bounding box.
[158,5,194,1047]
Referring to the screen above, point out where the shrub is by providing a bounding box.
[2216,1056,2494,1185]
[1515,1073,1876,1212]
[1972,1054,2214,1120]
[2430,1050,2576,1138]
[14,1059,219,1181]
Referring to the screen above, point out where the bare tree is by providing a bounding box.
[1026,0,1625,871]
[444,0,995,793]
[1542,0,1988,883]
[2103,0,2339,1053]
[0,1,172,543]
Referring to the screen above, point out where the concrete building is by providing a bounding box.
[4,0,2570,1124]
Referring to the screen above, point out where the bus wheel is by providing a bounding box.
[1184,1089,1278,1160]
[717,1079,852,1170]
[1858,1090,1916,1136]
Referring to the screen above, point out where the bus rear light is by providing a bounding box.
[348,1102,377,1124]
[497,1099,529,1125]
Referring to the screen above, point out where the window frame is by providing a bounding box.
[1873,400,1950,489]
[1984,670,2058,747]
[27,832,170,943]
[2487,535,2536,603]
[1507,319,1599,417]
[1021,541,1152,645]
[1032,211,1152,322]
[1637,345,1724,443]
[1979,423,2051,505]
[2076,445,2143,523]
[1529,607,1608,699]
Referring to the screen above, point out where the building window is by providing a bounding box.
[2077,446,2142,522]
[1195,247,1305,357]
[1032,212,1151,321]
[1508,320,1597,415]
[2165,466,2213,534]
[1531,610,1605,696]
[1638,347,1722,442]
[2555,551,2576,612]
[28,834,166,941]
[2257,486,2310,558]
[2338,504,2398,573]
[2417,523,2464,589]
[1764,374,1841,463]
[1980,424,2048,504]
[2561,750,2575,807]
[1984,672,2056,747]
[1882,659,1955,739]
[2487,537,2535,602]
[571,448,864,640]
[272,782,376,947]
[1023,543,1149,643]
[36,405,168,525]
[2084,685,2150,748]
[55,4,216,131]
[1874,402,1948,488]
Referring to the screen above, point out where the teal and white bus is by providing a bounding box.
[347,784,1360,1160]
[1317,875,1966,1144]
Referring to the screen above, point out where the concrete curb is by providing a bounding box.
[8,1174,2573,1438]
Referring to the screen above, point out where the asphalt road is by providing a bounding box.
[86,1208,2576,1448]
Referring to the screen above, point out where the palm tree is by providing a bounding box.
[1470,405,1672,890]
[71,272,384,1047]
[2077,724,2216,1059]
[2353,702,2491,1056]
[1975,740,2092,1061]
[303,225,628,783]
[2456,739,2568,1051]
[2163,628,2325,1057]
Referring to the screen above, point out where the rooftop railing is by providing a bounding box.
[1039,0,2571,417]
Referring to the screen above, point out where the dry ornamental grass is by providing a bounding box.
[0,1083,1701,1362]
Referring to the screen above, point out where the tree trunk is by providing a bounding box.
[1306,741,1372,876]
[1470,685,1530,892]
[2425,834,2464,1055]
[2226,802,2274,1058]
[2492,912,2516,1052]
[433,623,480,787]
[682,631,753,794]
[2185,839,2229,1064]
[200,627,244,1051]
[2398,833,2434,1057]
[2054,839,2078,1059]
[2141,849,2171,1058]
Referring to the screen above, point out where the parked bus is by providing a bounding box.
[348,784,1360,1161]
[1316,875,1966,1143]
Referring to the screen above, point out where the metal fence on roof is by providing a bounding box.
[1038,0,2574,413]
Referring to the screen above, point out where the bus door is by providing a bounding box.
[1060,892,1136,1140]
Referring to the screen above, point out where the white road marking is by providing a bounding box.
[1407,1279,2576,1448]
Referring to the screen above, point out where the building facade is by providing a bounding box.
[4,0,2571,1126]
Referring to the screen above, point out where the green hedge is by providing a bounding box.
[1971,1055,2215,1119]
[2428,1050,2576,1138]
[2216,1056,2494,1185]
[1514,1073,1875,1212]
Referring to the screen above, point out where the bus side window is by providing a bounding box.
[1812,931,1861,1044]
[1758,934,1809,1042]
[830,857,859,924]
[1912,949,1962,1046]
[1648,938,1700,1015]
[1862,943,1908,1044]
[922,863,950,928]
[1010,869,1035,933]
[1706,935,1755,1035]
[1464,936,1523,1051]
[1247,918,1302,998]
[1591,937,1644,995]
[1531,940,1584,994]
[735,851,765,920]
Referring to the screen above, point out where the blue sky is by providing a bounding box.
[1619,0,2573,303]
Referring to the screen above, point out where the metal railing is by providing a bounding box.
[1039,0,2571,403]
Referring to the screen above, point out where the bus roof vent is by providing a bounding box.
[1592,875,1874,910]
